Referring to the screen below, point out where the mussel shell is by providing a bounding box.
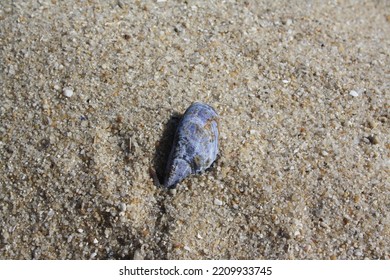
[164,102,219,188]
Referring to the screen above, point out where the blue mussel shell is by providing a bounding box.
[164,102,219,188]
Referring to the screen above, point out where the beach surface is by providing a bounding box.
[0,0,389,259]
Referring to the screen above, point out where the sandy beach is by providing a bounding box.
[0,0,389,259]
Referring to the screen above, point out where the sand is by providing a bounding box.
[0,0,389,259]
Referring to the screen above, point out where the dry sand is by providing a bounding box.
[0,0,389,259]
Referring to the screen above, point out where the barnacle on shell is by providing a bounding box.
[164,102,219,188]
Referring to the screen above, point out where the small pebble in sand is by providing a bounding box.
[367,135,379,145]
[214,198,223,206]
[77,228,83,233]
[119,203,127,212]
[367,120,377,129]
[133,249,145,260]
[354,249,363,257]
[47,209,55,218]
[349,90,359,97]
[63,87,74,98]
